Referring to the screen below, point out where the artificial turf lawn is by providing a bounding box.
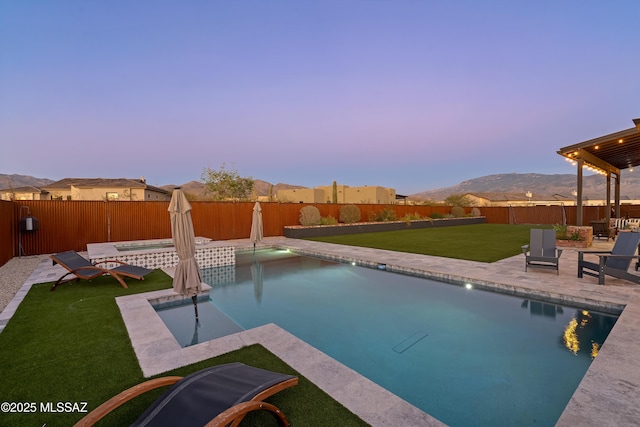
[0,271,369,426]
[306,223,550,263]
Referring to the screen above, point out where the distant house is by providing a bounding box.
[0,186,50,201]
[277,184,396,204]
[465,192,577,207]
[41,177,171,201]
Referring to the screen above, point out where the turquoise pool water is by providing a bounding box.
[155,249,618,427]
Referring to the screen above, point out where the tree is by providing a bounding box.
[444,193,476,207]
[200,163,255,201]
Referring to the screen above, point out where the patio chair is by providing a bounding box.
[578,231,640,285]
[50,250,152,291]
[73,362,298,427]
[521,229,563,274]
[590,220,616,241]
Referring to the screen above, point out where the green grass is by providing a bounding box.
[306,223,551,262]
[0,272,368,426]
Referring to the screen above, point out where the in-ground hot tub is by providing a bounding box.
[87,238,235,270]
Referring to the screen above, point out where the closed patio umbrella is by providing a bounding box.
[250,201,263,252]
[168,189,202,320]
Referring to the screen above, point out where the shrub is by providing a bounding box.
[320,215,338,225]
[366,211,377,222]
[299,206,321,226]
[339,205,361,224]
[429,212,444,219]
[451,206,465,218]
[470,207,481,217]
[400,212,424,227]
[376,207,397,222]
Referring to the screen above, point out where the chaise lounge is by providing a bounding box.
[577,232,640,285]
[73,362,298,427]
[50,250,152,291]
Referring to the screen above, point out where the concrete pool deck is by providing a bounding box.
[5,236,640,426]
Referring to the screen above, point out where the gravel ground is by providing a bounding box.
[0,255,46,313]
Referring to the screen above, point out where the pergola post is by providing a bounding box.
[576,157,583,226]
[614,173,621,218]
[606,172,611,224]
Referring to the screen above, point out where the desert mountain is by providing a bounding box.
[410,173,640,201]
[0,174,54,190]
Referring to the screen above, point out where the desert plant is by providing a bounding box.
[553,224,583,241]
[299,206,322,226]
[400,212,424,227]
[553,224,568,239]
[429,212,444,219]
[376,207,397,222]
[470,207,481,217]
[366,210,377,222]
[568,232,581,241]
[451,206,465,218]
[339,205,361,224]
[320,215,338,225]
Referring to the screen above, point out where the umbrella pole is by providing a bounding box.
[191,295,199,321]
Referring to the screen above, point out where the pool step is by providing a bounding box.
[393,330,428,354]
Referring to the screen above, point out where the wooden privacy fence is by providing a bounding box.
[0,201,15,266]
[1,200,639,264]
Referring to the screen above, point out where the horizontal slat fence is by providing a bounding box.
[1,200,639,266]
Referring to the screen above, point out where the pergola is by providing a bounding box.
[557,118,640,225]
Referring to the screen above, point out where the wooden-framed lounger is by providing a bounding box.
[50,250,152,291]
[73,362,298,427]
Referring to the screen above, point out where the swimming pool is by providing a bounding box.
[155,249,618,427]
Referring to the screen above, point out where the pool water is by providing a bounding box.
[155,249,618,427]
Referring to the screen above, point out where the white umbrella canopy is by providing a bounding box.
[250,201,263,251]
[168,189,202,299]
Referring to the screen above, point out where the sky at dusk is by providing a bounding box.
[1,1,639,194]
